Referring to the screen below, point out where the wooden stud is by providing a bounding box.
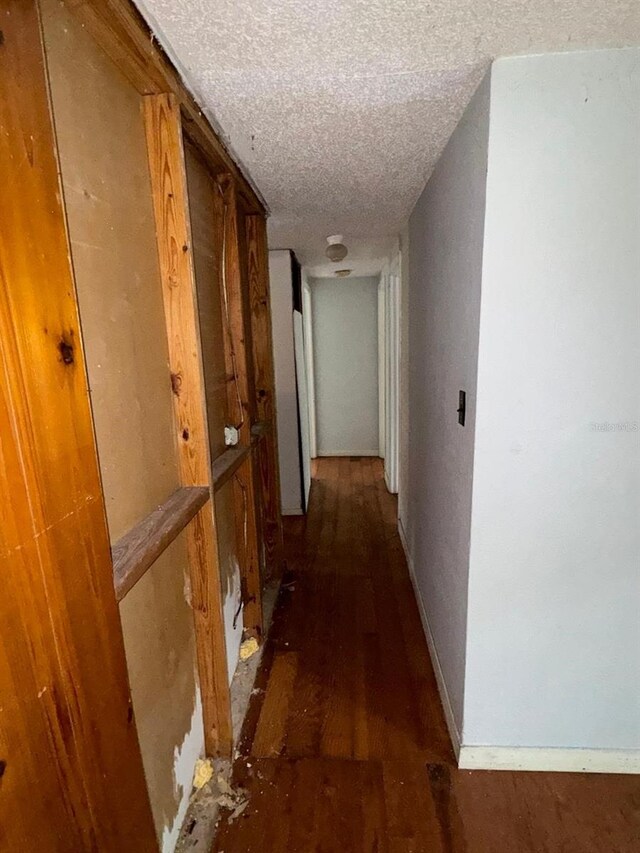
[246,214,285,579]
[217,175,264,640]
[143,92,232,756]
[0,2,157,847]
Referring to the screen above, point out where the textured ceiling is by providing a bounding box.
[135,0,639,275]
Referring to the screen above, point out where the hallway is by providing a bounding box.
[213,459,639,852]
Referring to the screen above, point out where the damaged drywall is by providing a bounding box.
[215,482,244,682]
[120,535,205,849]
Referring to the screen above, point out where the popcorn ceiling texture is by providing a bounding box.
[134,0,639,274]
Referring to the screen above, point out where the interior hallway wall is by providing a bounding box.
[311,276,380,457]
[397,223,410,524]
[465,48,640,753]
[404,75,491,738]
[405,47,640,766]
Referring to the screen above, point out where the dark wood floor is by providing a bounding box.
[213,458,640,852]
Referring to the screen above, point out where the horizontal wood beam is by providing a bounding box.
[212,445,251,492]
[112,486,210,601]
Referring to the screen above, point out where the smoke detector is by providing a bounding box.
[335,269,352,278]
[325,234,348,262]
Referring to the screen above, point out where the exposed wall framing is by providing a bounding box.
[0,1,156,847]
[2,0,282,847]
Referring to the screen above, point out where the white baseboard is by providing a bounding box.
[317,451,380,457]
[459,746,640,775]
[397,518,461,760]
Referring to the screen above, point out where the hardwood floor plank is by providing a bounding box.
[251,651,298,757]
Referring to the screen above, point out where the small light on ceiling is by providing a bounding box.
[325,234,348,262]
[335,269,352,278]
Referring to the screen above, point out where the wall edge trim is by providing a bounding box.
[458,746,640,774]
[398,518,462,761]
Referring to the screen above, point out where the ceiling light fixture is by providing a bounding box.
[335,269,352,278]
[325,234,348,262]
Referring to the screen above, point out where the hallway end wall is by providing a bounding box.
[311,276,380,457]
[404,73,491,741]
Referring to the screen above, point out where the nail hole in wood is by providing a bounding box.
[58,338,74,365]
[170,372,182,396]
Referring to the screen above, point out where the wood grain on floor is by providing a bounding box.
[213,458,640,852]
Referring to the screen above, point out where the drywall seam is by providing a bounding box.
[398,518,462,760]
[459,746,640,774]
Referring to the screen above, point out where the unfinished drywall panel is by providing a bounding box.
[269,250,304,513]
[41,0,178,537]
[311,276,380,456]
[215,480,244,680]
[405,73,491,740]
[465,48,640,753]
[42,2,204,846]
[185,141,229,461]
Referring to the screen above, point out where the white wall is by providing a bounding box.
[405,48,640,768]
[405,74,491,737]
[464,49,640,752]
[269,250,304,514]
[311,276,380,456]
[293,310,312,505]
[397,223,410,526]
